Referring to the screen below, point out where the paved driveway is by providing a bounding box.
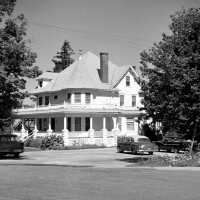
[1,148,200,200]
[0,147,141,168]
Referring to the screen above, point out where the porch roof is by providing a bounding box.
[12,107,144,118]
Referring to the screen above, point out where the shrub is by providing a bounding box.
[41,135,64,150]
[24,136,43,148]
[136,152,200,167]
[64,144,106,150]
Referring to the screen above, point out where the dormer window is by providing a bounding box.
[126,76,130,86]
[75,93,81,103]
[39,80,43,87]
[66,93,71,103]
[85,93,91,104]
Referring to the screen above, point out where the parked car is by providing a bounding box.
[154,137,200,153]
[117,135,158,155]
[0,134,24,158]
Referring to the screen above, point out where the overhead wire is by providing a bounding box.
[29,21,156,49]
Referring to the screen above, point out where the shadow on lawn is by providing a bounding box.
[117,156,149,164]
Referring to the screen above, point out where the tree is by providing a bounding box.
[0,0,40,132]
[52,40,75,72]
[140,8,200,147]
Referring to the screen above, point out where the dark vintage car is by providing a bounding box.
[0,134,24,158]
[117,135,158,155]
[154,137,200,153]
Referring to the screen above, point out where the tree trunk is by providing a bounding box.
[189,121,198,157]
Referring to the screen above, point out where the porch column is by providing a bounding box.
[63,115,67,131]
[62,115,69,146]
[102,117,108,146]
[112,117,119,146]
[21,118,25,132]
[21,118,28,140]
[47,116,52,134]
[89,117,95,145]
[90,117,93,130]
[103,117,106,130]
[33,118,38,138]
[112,117,117,130]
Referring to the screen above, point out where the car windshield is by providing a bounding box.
[0,136,17,142]
[137,138,150,143]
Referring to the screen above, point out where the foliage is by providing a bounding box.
[64,144,106,150]
[141,123,160,141]
[52,40,75,72]
[140,8,200,141]
[24,136,43,148]
[0,0,40,131]
[41,135,64,150]
[135,153,200,167]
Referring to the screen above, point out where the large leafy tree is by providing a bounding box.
[140,8,200,142]
[52,40,74,72]
[0,0,41,132]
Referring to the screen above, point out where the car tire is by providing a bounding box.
[173,148,178,154]
[131,148,137,155]
[14,153,19,158]
[117,147,123,153]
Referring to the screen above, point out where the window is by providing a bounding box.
[54,95,58,99]
[127,118,134,130]
[126,76,130,86]
[66,93,71,103]
[85,117,90,131]
[39,97,43,105]
[75,93,81,103]
[120,95,124,106]
[67,117,71,131]
[38,80,43,87]
[132,95,136,107]
[85,93,91,104]
[45,96,49,105]
[75,117,81,131]
[118,118,122,130]
[38,118,42,130]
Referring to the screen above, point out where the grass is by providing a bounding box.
[126,152,200,167]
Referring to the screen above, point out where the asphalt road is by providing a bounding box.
[0,165,200,200]
[0,148,200,200]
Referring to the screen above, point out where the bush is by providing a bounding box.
[64,144,106,150]
[24,136,43,148]
[41,135,64,150]
[136,152,200,167]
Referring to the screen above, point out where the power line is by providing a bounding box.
[29,21,156,49]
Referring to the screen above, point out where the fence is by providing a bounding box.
[13,129,119,147]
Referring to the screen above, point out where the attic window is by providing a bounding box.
[75,93,81,103]
[39,80,43,87]
[85,93,91,104]
[126,76,130,86]
[54,95,58,99]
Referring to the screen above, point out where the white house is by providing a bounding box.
[12,51,143,146]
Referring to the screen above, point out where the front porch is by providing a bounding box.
[13,115,140,147]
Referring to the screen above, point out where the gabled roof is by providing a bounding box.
[36,71,58,80]
[31,51,139,94]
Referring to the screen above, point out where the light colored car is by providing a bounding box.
[117,135,157,155]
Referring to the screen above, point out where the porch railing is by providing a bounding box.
[13,102,139,113]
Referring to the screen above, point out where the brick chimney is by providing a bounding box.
[100,52,109,83]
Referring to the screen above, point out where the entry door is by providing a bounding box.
[75,117,81,131]
[51,118,55,131]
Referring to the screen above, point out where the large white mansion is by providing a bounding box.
[13,52,143,146]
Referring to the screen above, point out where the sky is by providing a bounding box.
[14,0,200,72]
